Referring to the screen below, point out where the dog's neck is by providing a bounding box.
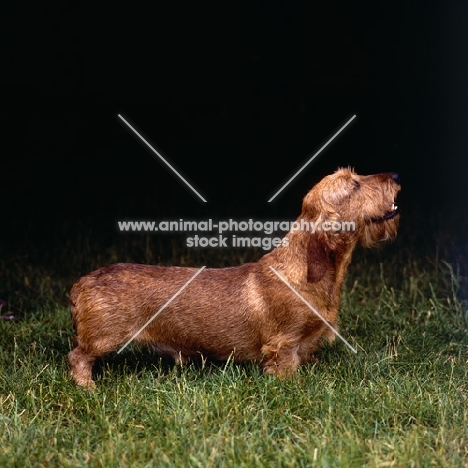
[261,221,359,311]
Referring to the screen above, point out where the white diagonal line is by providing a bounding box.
[118,114,207,202]
[117,266,206,354]
[268,115,357,202]
[269,266,357,353]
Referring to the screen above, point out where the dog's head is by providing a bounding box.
[302,168,401,282]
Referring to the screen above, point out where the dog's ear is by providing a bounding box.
[322,170,359,206]
[307,234,332,283]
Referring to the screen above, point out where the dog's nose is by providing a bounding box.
[390,172,400,184]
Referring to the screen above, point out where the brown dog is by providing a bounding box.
[69,168,400,388]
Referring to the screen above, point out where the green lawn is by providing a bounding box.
[1,225,467,467]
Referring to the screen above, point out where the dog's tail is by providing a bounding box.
[69,284,78,336]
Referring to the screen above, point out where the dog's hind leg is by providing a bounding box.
[68,346,98,389]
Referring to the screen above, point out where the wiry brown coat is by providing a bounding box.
[69,168,400,387]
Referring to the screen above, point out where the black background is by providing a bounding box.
[2,1,467,244]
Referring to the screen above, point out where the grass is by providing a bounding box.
[0,220,467,467]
